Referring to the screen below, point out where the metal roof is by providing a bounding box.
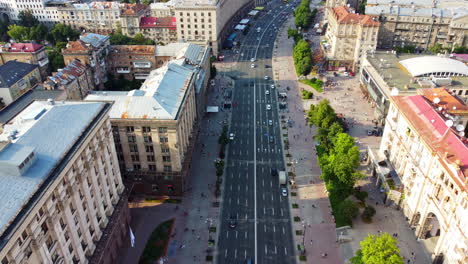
[0,101,106,236]
[399,56,468,77]
[0,61,38,88]
[79,33,109,48]
[85,62,194,120]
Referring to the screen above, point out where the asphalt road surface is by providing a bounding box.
[217,1,298,263]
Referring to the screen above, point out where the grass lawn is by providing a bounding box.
[139,219,175,264]
[300,79,323,92]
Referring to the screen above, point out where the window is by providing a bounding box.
[144,136,152,143]
[163,156,171,162]
[128,135,136,143]
[152,184,159,192]
[131,154,139,162]
[126,126,134,133]
[69,244,73,253]
[145,145,154,153]
[64,232,70,241]
[77,228,82,238]
[129,144,138,153]
[164,165,172,172]
[147,155,155,162]
[149,165,157,171]
[142,126,151,133]
[133,164,141,171]
[158,127,167,133]
[21,231,27,240]
[159,137,168,143]
[161,147,170,153]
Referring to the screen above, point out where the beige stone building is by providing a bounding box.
[120,3,149,37]
[0,61,41,106]
[368,92,468,264]
[44,59,94,100]
[365,0,468,50]
[324,6,380,71]
[0,100,130,264]
[85,61,199,196]
[107,45,157,80]
[0,43,49,80]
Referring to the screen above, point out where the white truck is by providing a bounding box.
[279,171,287,185]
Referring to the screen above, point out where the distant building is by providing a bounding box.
[85,62,198,196]
[0,99,130,264]
[44,59,94,100]
[369,92,468,264]
[324,6,380,71]
[139,16,178,44]
[62,33,111,89]
[359,51,468,122]
[365,0,468,50]
[107,45,157,80]
[120,3,150,37]
[0,61,41,106]
[0,43,49,80]
[0,0,60,25]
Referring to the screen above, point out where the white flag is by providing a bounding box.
[130,227,135,247]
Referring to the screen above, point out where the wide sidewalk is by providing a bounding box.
[271,12,344,264]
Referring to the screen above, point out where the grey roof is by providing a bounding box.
[0,89,66,125]
[79,33,109,48]
[85,62,194,120]
[399,56,468,77]
[0,61,38,88]
[0,101,106,237]
[365,1,468,18]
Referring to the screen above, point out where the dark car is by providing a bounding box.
[271,168,278,177]
[229,215,237,229]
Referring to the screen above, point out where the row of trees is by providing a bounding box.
[294,0,317,29]
[429,43,468,54]
[307,100,365,226]
[109,32,156,45]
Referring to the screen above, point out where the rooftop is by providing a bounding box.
[140,17,176,29]
[46,59,88,86]
[332,6,380,26]
[0,43,43,53]
[419,87,468,115]
[79,33,110,48]
[85,62,194,120]
[365,51,468,93]
[110,45,155,54]
[63,40,93,54]
[155,42,204,64]
[0,61,38,88]
[0,100,108,237]
[121,3,147,16]
[392,95,468,191]
[89,1,120,9]
[399,56,468,77]
[365,4,468,18]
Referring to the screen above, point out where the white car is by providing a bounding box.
[281,188,288,197]
[250,58,256,62]
[343,72,349,77]
[265,90,270,95]
[264,76,269,80]
[229,133,235,140]
[251,64,255,68]
[266,104,271,110]
[270,84,275,89]
[268,120,273,126]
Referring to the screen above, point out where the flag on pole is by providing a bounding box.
[129,227,135,247]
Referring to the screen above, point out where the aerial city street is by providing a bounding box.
[0,0,467,264]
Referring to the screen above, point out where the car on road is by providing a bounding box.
[266,104,271,110]
[343,72,349,77]
[264,76,269,80]
[268,120,273,126]
[251,64,255,68]
[270,84,275,89]
[265,90,270,95]
[229,133,235,140]
[281,188,288,197]
[269,136,274,143]
[250,58,256,62]
[229,215,237,229]
[271,168,278,176]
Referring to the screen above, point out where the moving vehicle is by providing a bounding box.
[265,90,270,95]
[229,215,237,229]
[270,84,275,89]
[279,171,286,185]
[268,120,273,125]
[229,133,235,140]
[271,168,278,177]
[251,64,256,68]
[266,104,271,110]
[281,187,288,197]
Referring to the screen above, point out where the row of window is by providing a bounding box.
[131,154,171,162]
[123,126,168,133]
[179,12,212,17]
[133,164,171,172]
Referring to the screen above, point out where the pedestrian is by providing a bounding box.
[310,240,313,245]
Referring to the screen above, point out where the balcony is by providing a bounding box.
[38,57,49,67]
[134,73,149,80]
[133,61,151,68]
[116,67,130,74]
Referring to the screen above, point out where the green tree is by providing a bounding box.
[48,23,80,44]
[429,43,444,54]
[327,133,361,184]
[18,10,39,27]
[307,100,336,129]
[0,20,10,42]
[293,39,312,75]
[337,199,359,219]
[29,24,48,41]
[357,0,367,14]
[287,28,302,43]
[7,25,30,42]
[452,45,468,53]
[350,233,404,264]
[47,49,65,72]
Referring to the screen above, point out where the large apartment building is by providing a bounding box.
[368,92,468,264]
[0,61,41,106]
[365,0,468,50]
[62,33,110,89]
[0,99,130,264]
[323,6,380,71]
[0,43,49,80]
[0,0,60,24]
[85,61,199,196]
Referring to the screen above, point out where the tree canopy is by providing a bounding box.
[109,32,155,45]
[350,233,404,264]
[18,10,39,27]
[293,39,312,76]
[294,0,313,29]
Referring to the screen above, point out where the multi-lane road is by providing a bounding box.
[217,1,298,263]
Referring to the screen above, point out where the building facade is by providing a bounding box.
[0,61,40,106]
[0,0,60,24]
[108,45,156,80]
[139,16,178,44]
[365,0,468,50]
[120,3,149,37]
[44,59,94,100]
[324,6,380,71]
[0,43,49,80]
[371,94,468,264]
[62,33,110,89]
[0,100,130,264]
[85,62,199,196]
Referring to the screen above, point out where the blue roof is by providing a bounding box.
[0,101,106,236]
[0,61,38,87]
[79,33,109,48]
